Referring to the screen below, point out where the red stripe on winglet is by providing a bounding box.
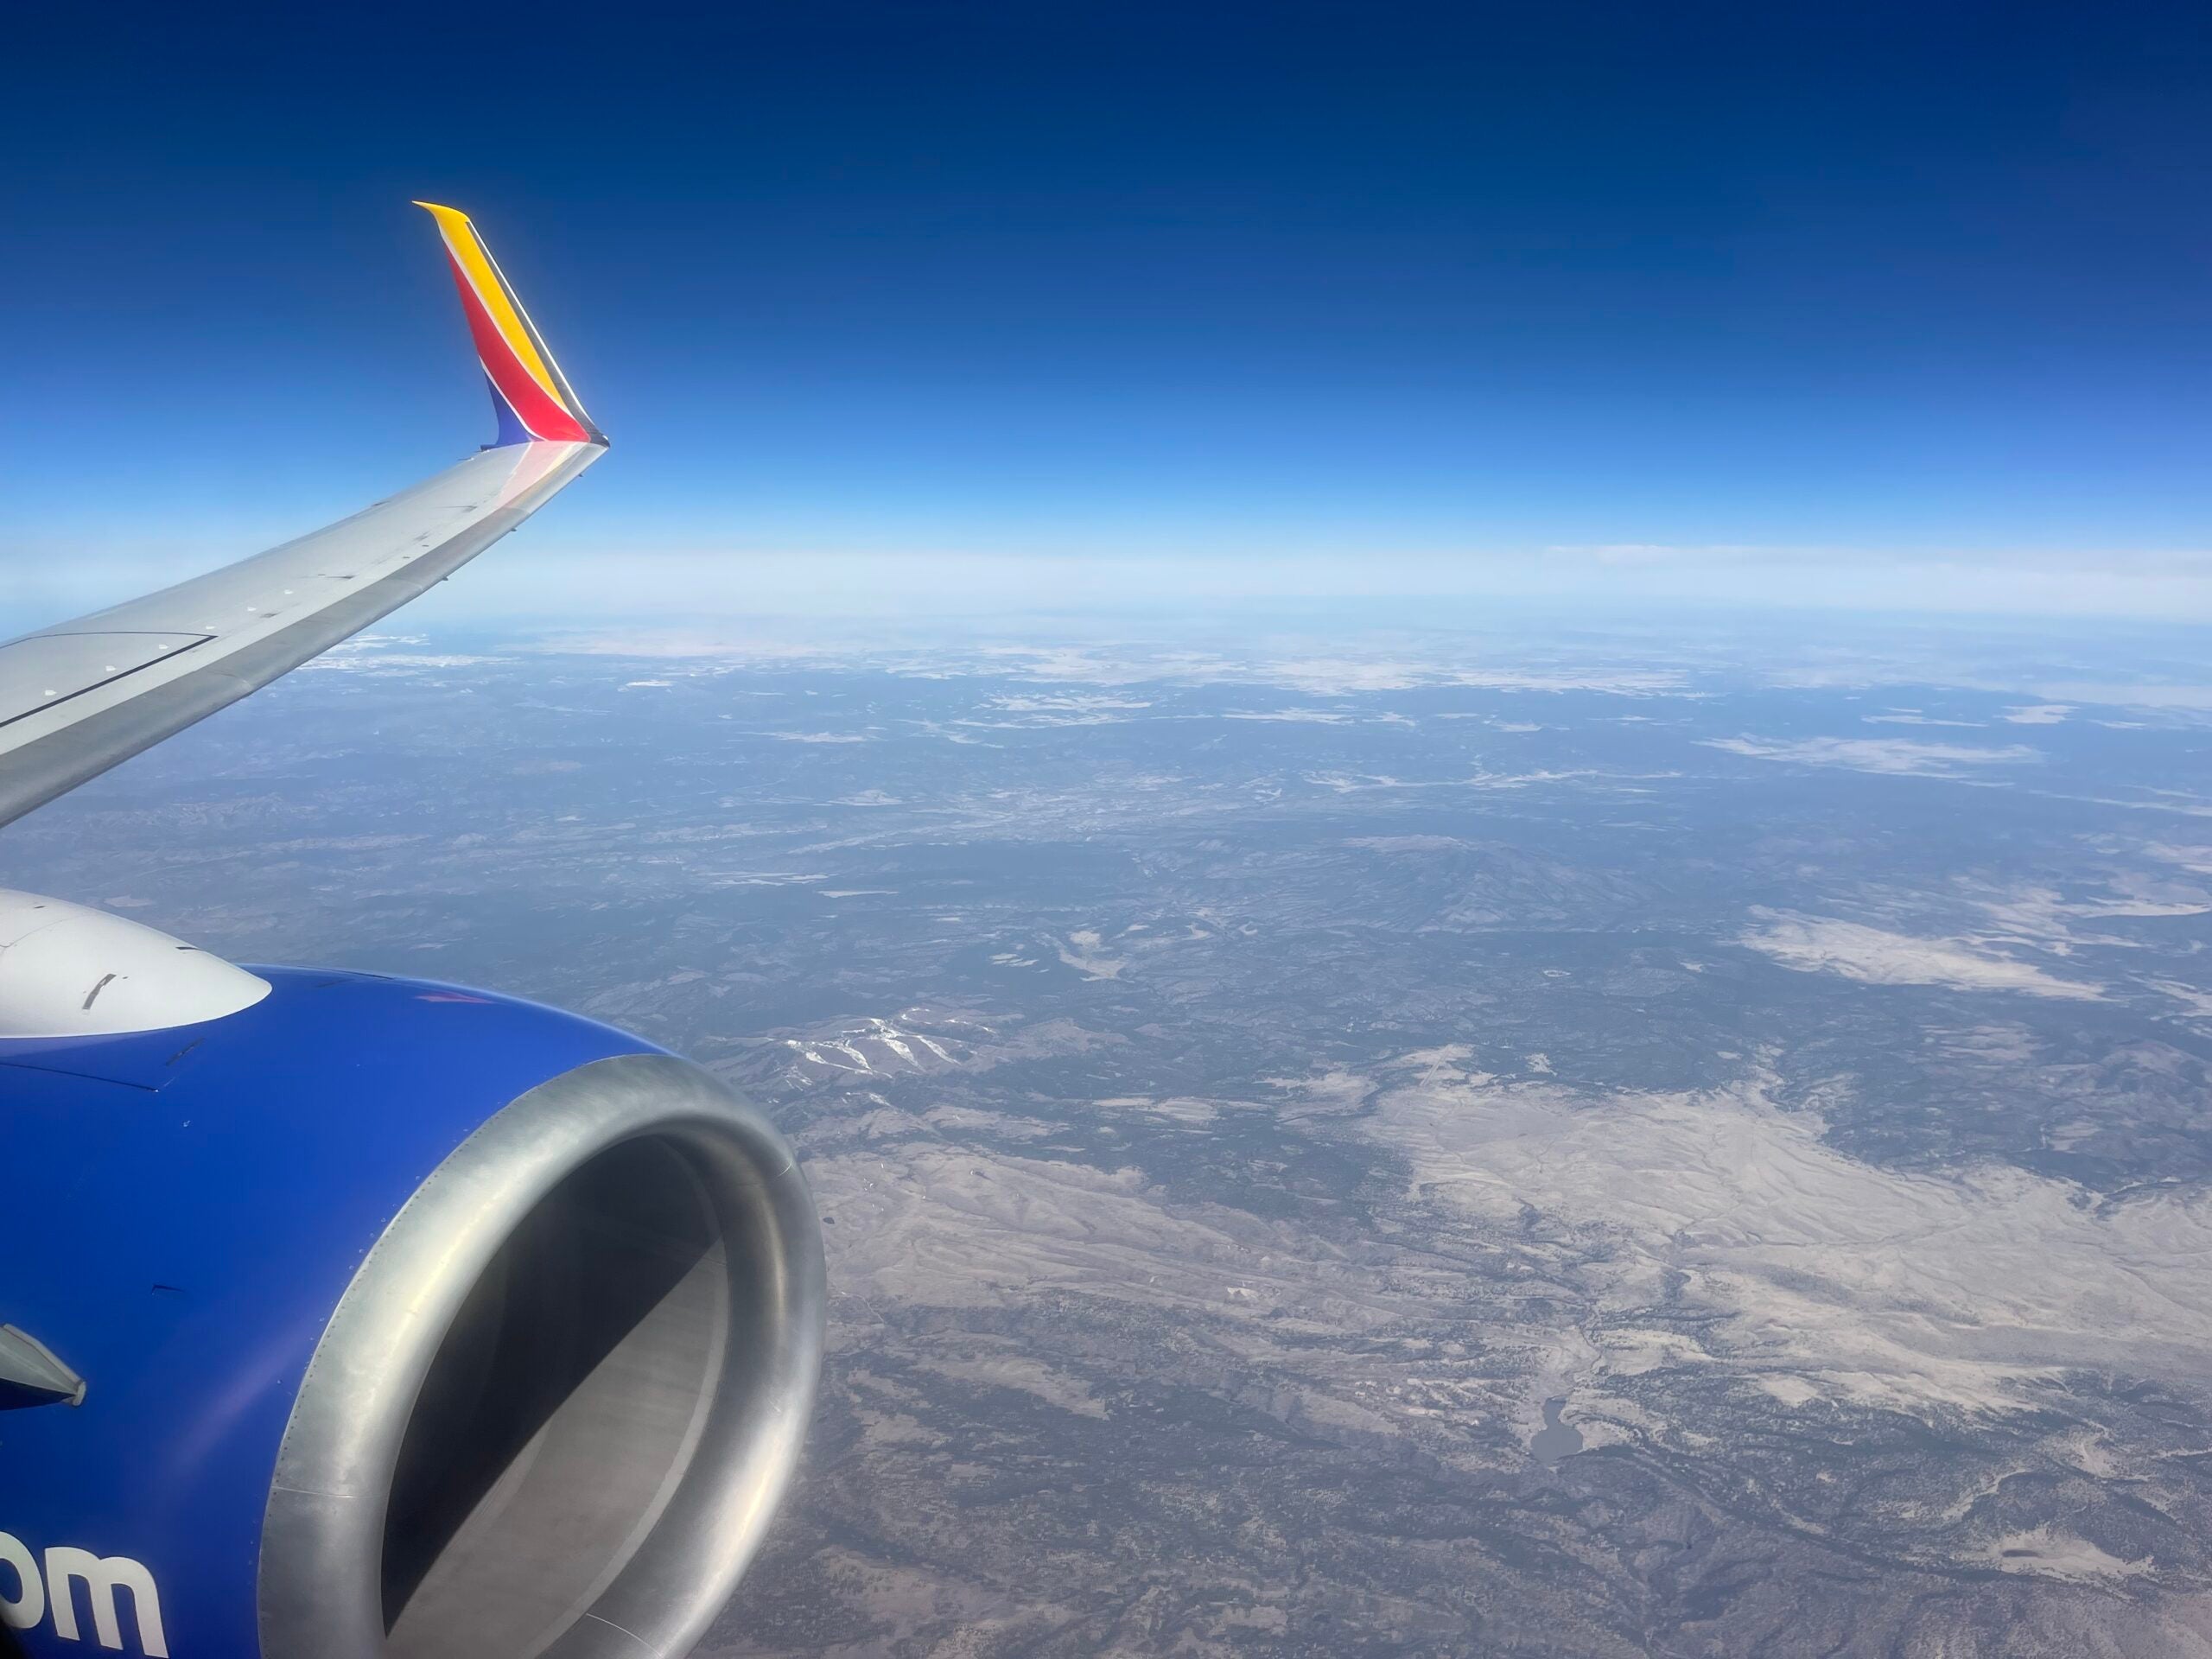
[441,250,590,442]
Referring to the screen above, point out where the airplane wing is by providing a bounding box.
[0,202,608,830]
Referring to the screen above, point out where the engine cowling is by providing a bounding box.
[0,906,823,1659]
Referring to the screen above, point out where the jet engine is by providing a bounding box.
[0,892,824,1659]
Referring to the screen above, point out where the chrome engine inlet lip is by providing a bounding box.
[257,1052,826,1659]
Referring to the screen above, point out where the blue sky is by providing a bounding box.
[7,1,2212,623]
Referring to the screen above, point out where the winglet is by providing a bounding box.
[416,202,606,448]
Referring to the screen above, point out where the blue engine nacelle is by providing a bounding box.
[0,911,823,1659]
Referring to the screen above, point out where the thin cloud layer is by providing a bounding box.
[1739,913,2105,1001]
[1703,735,2039,777]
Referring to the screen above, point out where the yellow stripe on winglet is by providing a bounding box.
[412,201,565,404]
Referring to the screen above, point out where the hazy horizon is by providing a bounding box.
[10,3,2212,626]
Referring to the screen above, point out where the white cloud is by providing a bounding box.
[1224,707,1357,724]
[989,693,1152,713]
[1054,929,1126,980]
[1367,1061,2212,1421]
[298,633,500,674]
[1545,542,1790,566]
[1703,735,2038,777]
[1738,913,2104,1000]
[2031,683,2212,712]
[2144,842,2212,874]
[1302,768,1596,793]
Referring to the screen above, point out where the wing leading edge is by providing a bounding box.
[0,205,607,830]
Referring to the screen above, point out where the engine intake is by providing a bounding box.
[262,1053,822,1659]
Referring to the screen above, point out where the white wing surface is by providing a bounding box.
[0,205,607,828]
